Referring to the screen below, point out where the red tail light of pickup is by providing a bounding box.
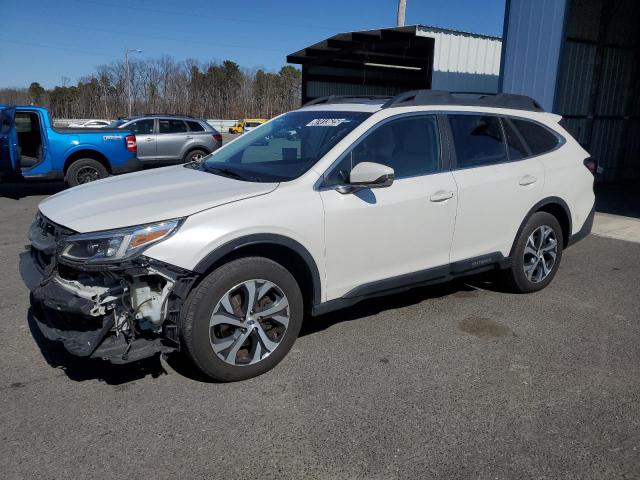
[125,135,137,153]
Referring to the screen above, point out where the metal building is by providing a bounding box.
[287,25,502,104]
[500,0,640,182]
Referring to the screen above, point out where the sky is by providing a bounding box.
[0,0,506,89]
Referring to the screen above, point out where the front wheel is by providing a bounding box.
[181,257,303,382]
[66,158,108,187]
[502,211,564,293]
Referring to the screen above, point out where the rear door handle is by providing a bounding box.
[519,175,537,186]
[429,190,454,202]
[145,137,153,141]
[186,135,193,139]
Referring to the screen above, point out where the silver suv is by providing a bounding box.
[112,115,222,164]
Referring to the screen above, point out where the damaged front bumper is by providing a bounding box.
[26,216,196,364]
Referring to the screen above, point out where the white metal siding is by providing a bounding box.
[417,27,502,93]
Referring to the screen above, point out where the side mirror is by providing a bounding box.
[336,162,394,194]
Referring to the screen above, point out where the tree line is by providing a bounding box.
[0,56,302,120]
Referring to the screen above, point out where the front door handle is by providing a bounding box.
[186,135,194,139]
[145,137,153,141]
[519,175,537,186]
[429,190,454,202]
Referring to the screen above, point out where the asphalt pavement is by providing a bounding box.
[1,183,639,479]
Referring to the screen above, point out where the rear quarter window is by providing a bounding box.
[187,121,205,132]
[510,118,560,156]
[448,114,508,168]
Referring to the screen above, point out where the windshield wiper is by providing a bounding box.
[204,166,249,181]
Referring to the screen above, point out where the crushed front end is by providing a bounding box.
[27,213,195,364]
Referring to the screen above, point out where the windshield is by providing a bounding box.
[200,110,371,182]
[108,119,126,128]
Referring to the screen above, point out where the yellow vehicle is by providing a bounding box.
[228,118,267,134]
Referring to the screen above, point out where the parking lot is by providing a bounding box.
[1,184,639,479]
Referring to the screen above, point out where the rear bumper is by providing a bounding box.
[111,156,142,174]
[567,205,595,248]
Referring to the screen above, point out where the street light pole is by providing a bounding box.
[397,0,406,27]
[124,48,142,117]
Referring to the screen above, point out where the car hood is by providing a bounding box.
[38,165,278,232]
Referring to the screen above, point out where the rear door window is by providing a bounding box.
[448,114,507,168]
[128,119,155,135]
[159,119,188,134]
[186,121,205,132]
[510,118,560,155]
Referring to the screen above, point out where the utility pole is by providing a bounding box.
[397,0,406,27]
[125,48,142,117]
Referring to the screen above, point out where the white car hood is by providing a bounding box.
[39,165,278,232]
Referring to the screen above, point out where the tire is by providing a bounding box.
[181,257,303,382]
[66,158,108,187]
[502,211,564,293]
[184,149,208,163]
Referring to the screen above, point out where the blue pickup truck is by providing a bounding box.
[0,105,141,186]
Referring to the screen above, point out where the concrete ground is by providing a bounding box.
[1,184,639,479]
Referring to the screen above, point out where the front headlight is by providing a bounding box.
[60,219,182,264]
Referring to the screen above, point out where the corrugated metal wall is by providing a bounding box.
[499,0,568,110]
[501,0,640,182]
[555,0,640,182]
[417,27,502,93]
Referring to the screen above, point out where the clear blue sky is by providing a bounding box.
[0,0,506,89]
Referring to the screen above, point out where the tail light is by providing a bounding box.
[213,133,222,142]
[126,135,137,153]
[583,156,597,175]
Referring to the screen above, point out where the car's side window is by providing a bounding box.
[510,118,560,155]
[502,118,529,161]
[159,119,188,134]
[128,119,155,135]
[323,115,440,186]
[187,121,205,132]
[448,114,508,168]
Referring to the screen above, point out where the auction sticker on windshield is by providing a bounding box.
[306,118,347,127]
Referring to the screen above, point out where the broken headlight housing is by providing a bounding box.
[60,219,182,264]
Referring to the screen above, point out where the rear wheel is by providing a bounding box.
[184,149,207,163]
[502,212,563,293]
[181,257,303,382]
[66,158,108,187]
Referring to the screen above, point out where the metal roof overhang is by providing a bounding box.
[287,25,434,71]
[287,26,435,103]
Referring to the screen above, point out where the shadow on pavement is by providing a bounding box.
[27,308,167,385]
[0,181,66,199]
[300,273,506,338]
[25,270,506,385]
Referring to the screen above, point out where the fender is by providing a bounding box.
[192,233,322,306]
[509,196,572,257]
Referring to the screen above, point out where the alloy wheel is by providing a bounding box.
[209,279,290,366]
[523,225,558,283]
[76,166,101,184]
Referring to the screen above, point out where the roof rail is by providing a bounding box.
[381,90,544,112]
[130,113,197,118]
[303,95,392,107]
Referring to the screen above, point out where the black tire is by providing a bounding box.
[502,211,564,293]
[184,149,208,163]
[181,257,303,382]
[66,158,108,187]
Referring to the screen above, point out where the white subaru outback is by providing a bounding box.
[26,91,595,381]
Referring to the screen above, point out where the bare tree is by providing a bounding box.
[0,56,301,120]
